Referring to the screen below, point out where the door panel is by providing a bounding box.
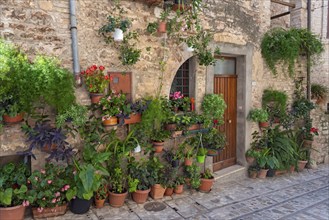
[213,75,237,171]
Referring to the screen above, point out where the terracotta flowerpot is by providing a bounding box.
[102,116,118,126]
[165,123,177,131]
[132,189,150,204]
[207,149,218,156]
[153,141,164,153]
[259,121,269,128]
[199,178,214,193]
[3,113,24,124]
[188,124,200,131]
[303,139,313,148]
[289,165,295,173]
[150,184,166,200]
[108,191,128,208]
[90,93,103,104]
[32,204,67,218]
[124,113,142,125]
[158,21,166,33]
[274,170,287,176]
[184,158,193,166]
[298,160,308,172]
[94,198,106,208]
[164,188,174,196]
[248,170,258,179]
[174,184,184,194]
[257,169,268,179]
[246,156,255,164]
[0,205,25,220]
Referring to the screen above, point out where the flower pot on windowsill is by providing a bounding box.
[124,113,142,124]
[3,112,24,124]
[32,204,67,218]
[153,141,164,153]
[0,205,26,220]
[102,116,118,126]
[90,93,104,104]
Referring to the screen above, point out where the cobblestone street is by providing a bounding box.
[27,164,329,220]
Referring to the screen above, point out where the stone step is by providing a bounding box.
[213,164,247,184]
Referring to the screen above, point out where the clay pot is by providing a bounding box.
[199,178,214,193]
[274,170,287,176]
[174,184,184,194]
[207,149,218,156]
[298,160,308,172]
[184,158,193,166]
[153,141,164,153]
[259,121,269,128]
[108,191,128,208]
[32,204,67,218]
[257,169,269,179]
[3,113,24,124]
[131,189,150,204]
[158,21,166,33]
[164,188,174,196]
[0,205,25,220]
[289,165,295,173]
[246,156,255,164]
[150,184,166,200]
[94,198,106,208]
[165,123,177,131]
[124,113,142,125]
[248,170,258,179]
[102,116,118,126]
[188,124,200,131]
[90,93,103,104]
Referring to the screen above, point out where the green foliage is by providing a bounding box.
[120,44,141,65]
[202,169,213,179]
[128,176,139,193]
[247,108,269,123]
[109,167,126,194]
[311,83,328,101]
[261,28,324,76]
[245,148,261,158]
[99,15,131,34]
[128,158,152,190]
[185,164,201,189]
[197,147,207,156]
[202,128,226,150]
[201,94,226,127]
[262,89,288,119]
[147,157,165,186]
[56,104,88,128]
[146,22,158,34]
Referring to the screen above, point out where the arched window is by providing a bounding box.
[170,58,195,97]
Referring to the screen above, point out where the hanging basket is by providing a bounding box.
[196,155,205,163]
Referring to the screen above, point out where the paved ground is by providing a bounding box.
[28,164,329,220]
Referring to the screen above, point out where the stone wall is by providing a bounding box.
[1,0,327,167]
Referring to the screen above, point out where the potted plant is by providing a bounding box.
[199,169,214,193]
[185,164,201,190]
[173,176,185,194]
[262,89,288,122]
[108,167,128,208]
[100,92,127,126]
[256,148,279,179]
[201,94,226,127]
[128,159,151,204]
[99,15,131,41]
[248,166,258,179]
[94,181,107,209]
[148,157,166,200]
[163,166,178,196]
[0,162,31,220]
[146,22,158,35]
[0,95,25,124]
[248,108,269,128]
[80,65,111,104]
[163,148,182,168]
[150,130,170,153]
[311,83,328,104]
[169,91,185,112]
[28,163,70,218]
[202,128,226,156]
[55,104,88,129]
[245,148,260,165]
[196,148,207,164]
[158,9,169,33]
[302,126,319,148]
[179,142,195,166]
[296,148,308,172]
[123,99,147,125]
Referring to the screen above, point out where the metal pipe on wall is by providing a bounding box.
[306,0,311,100]
[69,0,81,85]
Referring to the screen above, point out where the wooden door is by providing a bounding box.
[213,75,237,171]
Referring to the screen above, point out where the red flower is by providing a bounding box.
[92,65,97,71]
[104,75,109,80]
[86,69,91,74]
[99,66,105,71]
[80,71,85,75]
[89,84,92,88]
[213,119,218,125]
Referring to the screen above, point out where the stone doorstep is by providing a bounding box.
[213,164,247,184]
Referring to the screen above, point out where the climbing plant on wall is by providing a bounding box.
[261,28,324,77]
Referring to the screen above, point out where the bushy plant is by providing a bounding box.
[201,169,214,179]
[185,164,201,189]
[247,108,269,123]
[201,94,226,127]
[128,158,152,191]
[80,65,111,93]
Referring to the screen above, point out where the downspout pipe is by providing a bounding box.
[69,0,81,85]
[306,0,311,100]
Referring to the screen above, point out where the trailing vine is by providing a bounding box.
[261,28,324,77]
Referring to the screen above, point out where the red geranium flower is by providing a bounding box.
[99,66,105,71]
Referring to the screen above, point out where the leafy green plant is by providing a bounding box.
[247,108,269,123]
[128,176,139,193]
[146,22,158,34]
[261,28,324,76]
[202,128,226,150]
[109,167,127,194]
[245,148,261,158]
[99,15,131,34]
[202,169,214,179]
[95,181,108,200]
[201,94,227,127]
[262,89,288,119]
[197,147,207,156]
[120,44,141,65]
[185,164,201,189]
[147,157,165,186]
[311,83,328,103]
[56,104,88,128]
[80,64,111,93]
[128,158,152,191]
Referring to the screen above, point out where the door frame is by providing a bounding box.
[206,43,253,168]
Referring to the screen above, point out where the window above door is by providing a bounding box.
[214,57,236,75]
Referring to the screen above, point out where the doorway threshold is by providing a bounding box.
[213,164,247,184]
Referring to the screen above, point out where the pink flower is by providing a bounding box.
[57,198,61,202]
[34,176,38,181]
[61,188,65,192]
[22,200,29,207]
[27,180,31,184]
[64,185,70,190]
[37,207,44,213]
[40,169,46,174]
[55,192,60,197]
[47,180,52,184]
[52,198,56,203]
[42,197,46,201]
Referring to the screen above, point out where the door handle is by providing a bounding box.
[227,119,232,124]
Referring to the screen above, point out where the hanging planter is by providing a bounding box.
[196,155,205,163]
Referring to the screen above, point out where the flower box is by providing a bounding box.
[32,204,67,219]
[124,113,142,125]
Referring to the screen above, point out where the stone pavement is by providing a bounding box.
[27,164,329,220]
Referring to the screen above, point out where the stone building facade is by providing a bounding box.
[0,0,328,170]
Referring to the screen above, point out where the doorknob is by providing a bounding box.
[227,119,232,124]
